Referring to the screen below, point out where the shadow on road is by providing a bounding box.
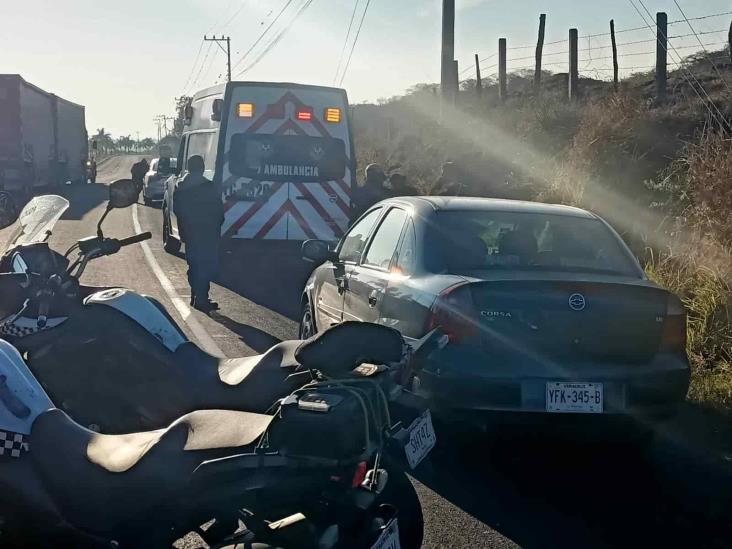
[58,183,110,221]
[209,311,282,352]
[216,240,315,322]
[412,417,732,549]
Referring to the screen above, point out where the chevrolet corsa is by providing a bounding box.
[300,197,690,428]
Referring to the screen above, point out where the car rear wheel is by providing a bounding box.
[162,207,181,254]
[299,300,316,339]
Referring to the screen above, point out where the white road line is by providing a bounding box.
[132,204,225,357]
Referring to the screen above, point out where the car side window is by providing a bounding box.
[339,208,382,263]
[395,219,417,275]
[363,208,408,270]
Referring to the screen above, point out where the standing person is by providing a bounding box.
[351,163,388,222]
[130,158,149,194]
[430,162,463,196]
[388,172,419,197]
[173,155,224,313]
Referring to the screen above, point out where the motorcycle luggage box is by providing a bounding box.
[267,386,379,462]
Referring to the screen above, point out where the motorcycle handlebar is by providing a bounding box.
[118,232,152,247]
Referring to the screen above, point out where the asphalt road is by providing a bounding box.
[3,156,730,548]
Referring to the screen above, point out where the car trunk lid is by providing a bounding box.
[465,278,668,363]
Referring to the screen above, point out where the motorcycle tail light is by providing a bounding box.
[351,461,368,488]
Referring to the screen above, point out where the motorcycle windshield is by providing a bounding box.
[5,195,70,251]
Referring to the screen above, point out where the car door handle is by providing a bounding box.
[368,291,380,307]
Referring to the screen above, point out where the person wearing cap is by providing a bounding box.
[173,155,224,313]
[130,158,149,194]
[351,163,388,222]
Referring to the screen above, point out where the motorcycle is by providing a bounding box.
[0,318,443,548]
[0,180,310,432]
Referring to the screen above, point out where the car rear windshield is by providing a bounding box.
[427,210,640,277]
[229,134,347,182]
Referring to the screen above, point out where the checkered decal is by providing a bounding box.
[0,430,29,458]
[0,322,43,339]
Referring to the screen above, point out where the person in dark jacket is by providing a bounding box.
[173,155,224,312]
[430,162,463,196]
[130,158,149,193]
[351,163,388,222]
[388,173,419,197]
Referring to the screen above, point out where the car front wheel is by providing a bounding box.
[299,300,316,339]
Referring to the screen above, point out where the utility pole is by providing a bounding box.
[656,12,668,102]
[204,35,232,82]
[535,14,546,93]
[475,54,482,97]
[610,20,619,92]
[441,0,455,103]
[569,28,579,101]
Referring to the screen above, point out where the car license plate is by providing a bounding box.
[371,518,400,549]
[546,382,603,413]
[404,410,436,469]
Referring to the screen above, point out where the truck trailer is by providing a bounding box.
[0,75,88,196]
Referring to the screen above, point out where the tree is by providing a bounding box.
[139,138,155,152]
[91,128,115,155]
[173,96,192,137]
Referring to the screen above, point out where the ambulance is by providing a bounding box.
[162,82,355,250]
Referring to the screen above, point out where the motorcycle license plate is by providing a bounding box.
[404,410,436,469]
[371,518,400,549]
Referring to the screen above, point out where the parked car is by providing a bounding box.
[143,157,176,206]
[300,197,690,429]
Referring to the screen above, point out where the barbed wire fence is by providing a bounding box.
[457,10,732,105]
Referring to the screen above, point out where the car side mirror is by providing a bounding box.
[108,179,139,209]
[302,239,337,264]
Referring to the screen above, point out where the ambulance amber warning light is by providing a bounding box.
[296,107,314,121]
[325,108,341,123]
[237,103,254,118]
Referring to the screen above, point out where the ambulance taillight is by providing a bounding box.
[296,107,314,121]
[325,108,341,123]
[237,103,255,118]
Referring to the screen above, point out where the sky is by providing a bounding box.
[1,0,729,138]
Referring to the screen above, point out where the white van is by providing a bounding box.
[162,82,355,251]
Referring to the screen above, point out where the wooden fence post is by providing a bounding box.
[535,14,546,92]
[569,28,578,101]
[499,38,507,101]
[452,59,459,104]
[611,20,619,92]
[475,54,483,97]
[656,12,668,102]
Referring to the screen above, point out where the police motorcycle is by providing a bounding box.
[0,181,305,433]
[0,319,443,548]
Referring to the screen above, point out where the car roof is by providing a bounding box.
[390,196,598,219]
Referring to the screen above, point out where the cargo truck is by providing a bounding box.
[0,75,88,197]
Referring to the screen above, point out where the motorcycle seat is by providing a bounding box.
[30,407,272,531]
[174,339,308,412]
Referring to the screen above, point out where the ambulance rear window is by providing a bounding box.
[229,134,347,182]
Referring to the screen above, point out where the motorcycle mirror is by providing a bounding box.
[108,179,139,209]
[0,193,19,230]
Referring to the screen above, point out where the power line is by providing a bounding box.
[235,0,318,78]
[230,0,296,74]
[189,40,215,92]
[181,40,205,94]
[334,0,361,85]
[338,0,372,86]
[673,0,732,95]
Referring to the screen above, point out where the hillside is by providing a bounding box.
[352,48,732,411]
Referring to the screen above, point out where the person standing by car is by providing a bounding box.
[173,155,224,312]
[130,158,149,194]
[430,162,463,196]
[351,163,388,222]
[388,172,419,197]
